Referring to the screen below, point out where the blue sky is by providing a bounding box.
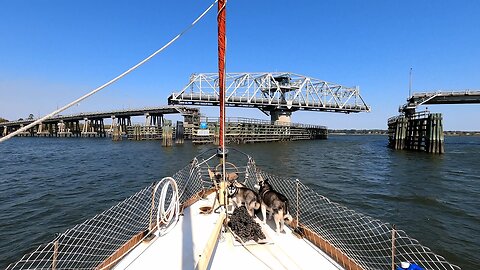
[0,0,479,130]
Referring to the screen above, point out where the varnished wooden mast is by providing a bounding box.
[218,0,226,151]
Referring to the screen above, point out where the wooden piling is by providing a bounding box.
[162,122,173,147]
[388,111,444,153]
[175,121,184,144]
[112,125,122,141]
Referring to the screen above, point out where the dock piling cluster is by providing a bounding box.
[388,111,444,153]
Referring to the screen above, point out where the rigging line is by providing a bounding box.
[0,0,218,144]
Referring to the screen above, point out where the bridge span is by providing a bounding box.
[168,72,370,123]
[1,106,198,138]
[401,90,480,113]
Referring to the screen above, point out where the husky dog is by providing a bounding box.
[208,168,239,182]
[258,179,293,233]
[226,185,260,216]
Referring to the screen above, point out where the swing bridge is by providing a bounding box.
[168,72,371,123]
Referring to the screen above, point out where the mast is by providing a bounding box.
[218,0,226,155]
[409,67,412,98]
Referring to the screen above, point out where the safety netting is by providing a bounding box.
[244,157,461,270]
[6,158,205,270]
[7,151,461,270]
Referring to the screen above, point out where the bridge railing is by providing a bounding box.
[412,90,480,97]
[388,110,433,123]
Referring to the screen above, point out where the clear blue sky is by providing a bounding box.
[1,0,479,130]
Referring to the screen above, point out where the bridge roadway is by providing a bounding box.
[2,106,197,126]
[402,90,480,111]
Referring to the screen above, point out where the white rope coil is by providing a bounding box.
[153,177,180,236]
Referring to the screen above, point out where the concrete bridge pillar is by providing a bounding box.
[58,121,66,133]
[145,113,150,126]
[82,118,90,133]
[149,114,163,126]
[37,123,43,136]
[2,126,7,137]
[270,109,292,124]
[81,118,96,137]
[19,124,26,136]
[110,116,116,134]
[57,120,73,137]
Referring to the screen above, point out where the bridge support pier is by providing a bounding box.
[270,109,292,124]
[82,118,95,137]
[110,116,122,141]
[57,121,73,137]
[37,123,45,136]
[17,124,31,137]
[388,111,444,154]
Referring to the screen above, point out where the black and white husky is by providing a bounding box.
[226,185,261,216]
[257,179,293,233]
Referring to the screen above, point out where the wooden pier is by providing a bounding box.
[388,111,444,153]
[127,125,162,140]
[1,114,328,145]
[191,117,327,144]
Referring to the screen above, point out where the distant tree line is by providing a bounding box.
[328,129,480,136]
[0,114,35,123]
[329,129,387,135]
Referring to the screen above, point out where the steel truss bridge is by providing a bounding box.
[168,72,370,122]
[401,90,480,113]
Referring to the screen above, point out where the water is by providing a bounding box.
[0,136,478,269]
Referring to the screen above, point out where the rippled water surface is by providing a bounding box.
[0,136,478,269]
